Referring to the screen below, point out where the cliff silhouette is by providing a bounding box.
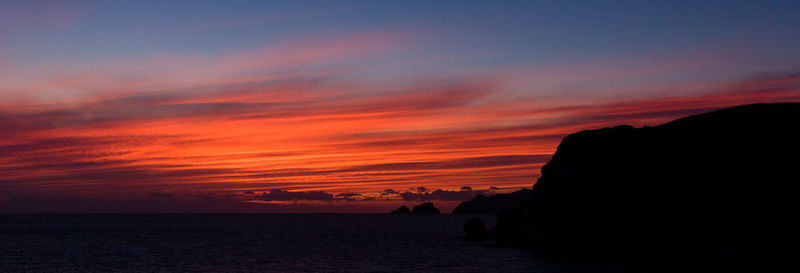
[453,189,531,214]
[494,103,799,259]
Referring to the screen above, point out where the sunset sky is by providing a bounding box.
[1,1,799,213]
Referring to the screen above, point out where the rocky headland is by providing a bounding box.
[453,189,531,214]
[461,103,799,261]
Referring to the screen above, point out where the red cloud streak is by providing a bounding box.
[1,69,799,212]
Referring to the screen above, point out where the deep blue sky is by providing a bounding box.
[3,1,799,67]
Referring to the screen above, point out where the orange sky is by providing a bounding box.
[2,12,800,212]
[2,60,798,212]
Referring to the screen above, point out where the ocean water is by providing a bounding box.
[1,214,543,273]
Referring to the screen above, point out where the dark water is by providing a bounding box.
[1,214,547,273]
[1,214,711,273]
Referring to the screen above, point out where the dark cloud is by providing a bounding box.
[243,191,255,194]
[220,154,549,181]
[400,191,420,201]
[341,154,549,173]
[490,186,499,190]
[330,132,566,151]
[0,135,170,157]
[257,189,334,202]
[417,186,428,192]
[336,192,361,197]
[0,164,236,187]
[335,192,362,201]
[400,187,493,201]
[383,189,398,194]
[0,97,295,134]
[0,81,489,137]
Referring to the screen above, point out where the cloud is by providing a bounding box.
[338,155,559,173]
[336,192,361,197]
[2,24,799,214]
[335,192,362,201]
[400,187,494,201]
[256,189,334,202]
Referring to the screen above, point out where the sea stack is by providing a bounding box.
[411,202,440,214]
[389,205,411,214]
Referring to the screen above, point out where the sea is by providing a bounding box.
[1,214,702,273]
[1,214,537,272]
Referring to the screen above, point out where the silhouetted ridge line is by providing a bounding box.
[491,103,799,260]
[453,189,532,214]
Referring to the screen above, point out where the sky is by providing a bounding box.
[1,0,799,213]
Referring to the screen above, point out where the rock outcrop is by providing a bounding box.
[497,103,800,259]
[411,202,440,214]
[453,189,532,214]
[389,205,411,214]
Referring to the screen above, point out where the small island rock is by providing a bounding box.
[389,205,411,214]
[411,202,440,214]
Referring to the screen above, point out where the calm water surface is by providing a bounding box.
[1,214,548,272]
[1,214,707,272]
